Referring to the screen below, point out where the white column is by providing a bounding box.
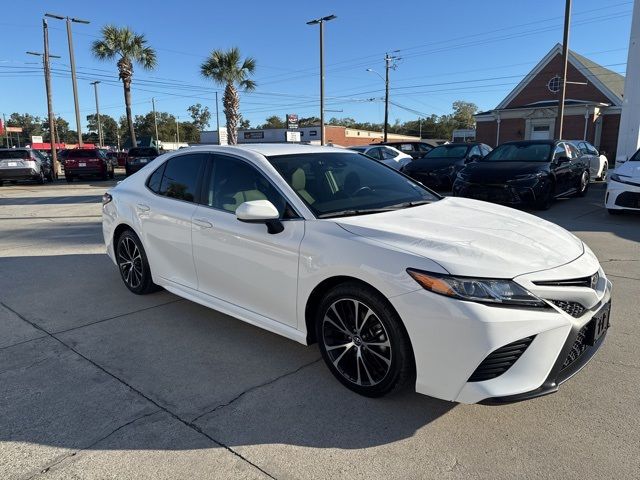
[616,0,640,163]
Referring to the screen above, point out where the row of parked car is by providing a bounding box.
[0,146,161,186]
[349,139,613,211]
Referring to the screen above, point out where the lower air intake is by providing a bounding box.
[468,336,535,382]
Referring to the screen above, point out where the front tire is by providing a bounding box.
[316,282,414,397]
[116,230,158,295]
[598,162,608,181]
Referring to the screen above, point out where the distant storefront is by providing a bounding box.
[475,44,625,160]
[200,125,419,147]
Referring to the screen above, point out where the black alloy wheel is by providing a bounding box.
[316,282,414,397]
[116,230,158,295]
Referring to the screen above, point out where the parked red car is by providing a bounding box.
[64,149,114,182]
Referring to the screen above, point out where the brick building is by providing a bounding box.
[200,125,419,147]
[475,44,625,160]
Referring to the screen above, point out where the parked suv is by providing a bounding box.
[125,147,159,176]
[64,148,114,182]
[0,148,55,185]
[379,141,434,159]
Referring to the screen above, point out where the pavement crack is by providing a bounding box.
[53,298,185,334]
[27,411,162,479]
[1,301,277,480]
[0,335,49,352]
[191,357,322,424]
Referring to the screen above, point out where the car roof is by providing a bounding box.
[186,143,349,156]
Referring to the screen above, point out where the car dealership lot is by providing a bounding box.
[1,179,639,480]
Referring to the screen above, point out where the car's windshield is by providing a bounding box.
[267,152,439,217]
[66,149,102,159]
[424,145,469,159]
[0,150,29,160]
[129,148,158,156]
[482,143,551,162]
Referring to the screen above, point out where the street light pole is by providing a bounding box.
[175,117,180,144]
[215,91,220,144]
[45,13,90,147]
[307,14,337,146]
[90,81,103,147]
[556,0,572,140]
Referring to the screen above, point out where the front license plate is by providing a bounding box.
[587,302,610,345]
[7,162,17,166]
[79,162,86,167]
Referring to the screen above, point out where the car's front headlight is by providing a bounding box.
[511,172,545,181]
[407,269,547,308]
[609,173,639,186]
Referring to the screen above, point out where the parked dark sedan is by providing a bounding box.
[64,148,114,182]
[378,141,434,159]
[452,140,590,210]
[402,142,492,191]
[125,147,159,176]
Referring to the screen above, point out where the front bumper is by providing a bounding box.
[453,179,546,206]
[391,250,611,404]
[605,179,640,211]
[66,166,105,177]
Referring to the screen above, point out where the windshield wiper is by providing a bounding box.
[317,207,399,219]
[318,200,433,219]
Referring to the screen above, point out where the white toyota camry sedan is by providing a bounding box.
[102,144,611,403]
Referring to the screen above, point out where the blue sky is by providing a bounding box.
[0,0,633,131]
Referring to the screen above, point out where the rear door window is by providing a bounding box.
[157,153,206,202]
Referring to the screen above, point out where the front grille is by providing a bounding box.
[615,191,640,208]
[549,300,586,318]
[534,276,593,288]
[561,323,589,370]
[467,185,515,203]
[468,336,535,382]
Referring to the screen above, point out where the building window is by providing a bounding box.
[547,75,561,94]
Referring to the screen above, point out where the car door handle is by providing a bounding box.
[136,203,150,212]
[193,218,213,228]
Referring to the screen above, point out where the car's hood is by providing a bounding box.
[405,157,462,172]
[460,161,548,182]
[333,197,584,278]
[614,160,640,179]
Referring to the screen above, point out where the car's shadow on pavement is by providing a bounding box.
[0,253,455,456]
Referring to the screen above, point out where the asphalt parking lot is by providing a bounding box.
[1,175,639,480]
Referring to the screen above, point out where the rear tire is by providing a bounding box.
[576,171,590,197]
[37,171,46,185]
[598,162,608,181]
[116,229,159,295]
[66,175,73,183]
[108,168,114,180]
[316,282,414,397]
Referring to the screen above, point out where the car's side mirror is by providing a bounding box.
[236,200,284,234]
[467,154,482,163]
[556,156,571,164]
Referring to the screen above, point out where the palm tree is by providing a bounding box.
[201,48,256,145]
[91,25,156,147]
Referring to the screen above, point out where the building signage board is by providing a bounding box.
[32,135,43,144]
[243,131,264,140]
[286,113,298,130]
[285,131,301,142]
[6,126,22,133]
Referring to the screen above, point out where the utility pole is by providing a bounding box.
[3,114,9,148]
[175,117,180,144]
[307,14,337,146]
[384,54,391,142]
[152,97,159,147]
[116,125,121,151]
[27,20,61,175]
[90,81,103,147]
[419,117,422,139]
[45,13,90,147]
[215,91,220,144]
[556,0,572,140]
